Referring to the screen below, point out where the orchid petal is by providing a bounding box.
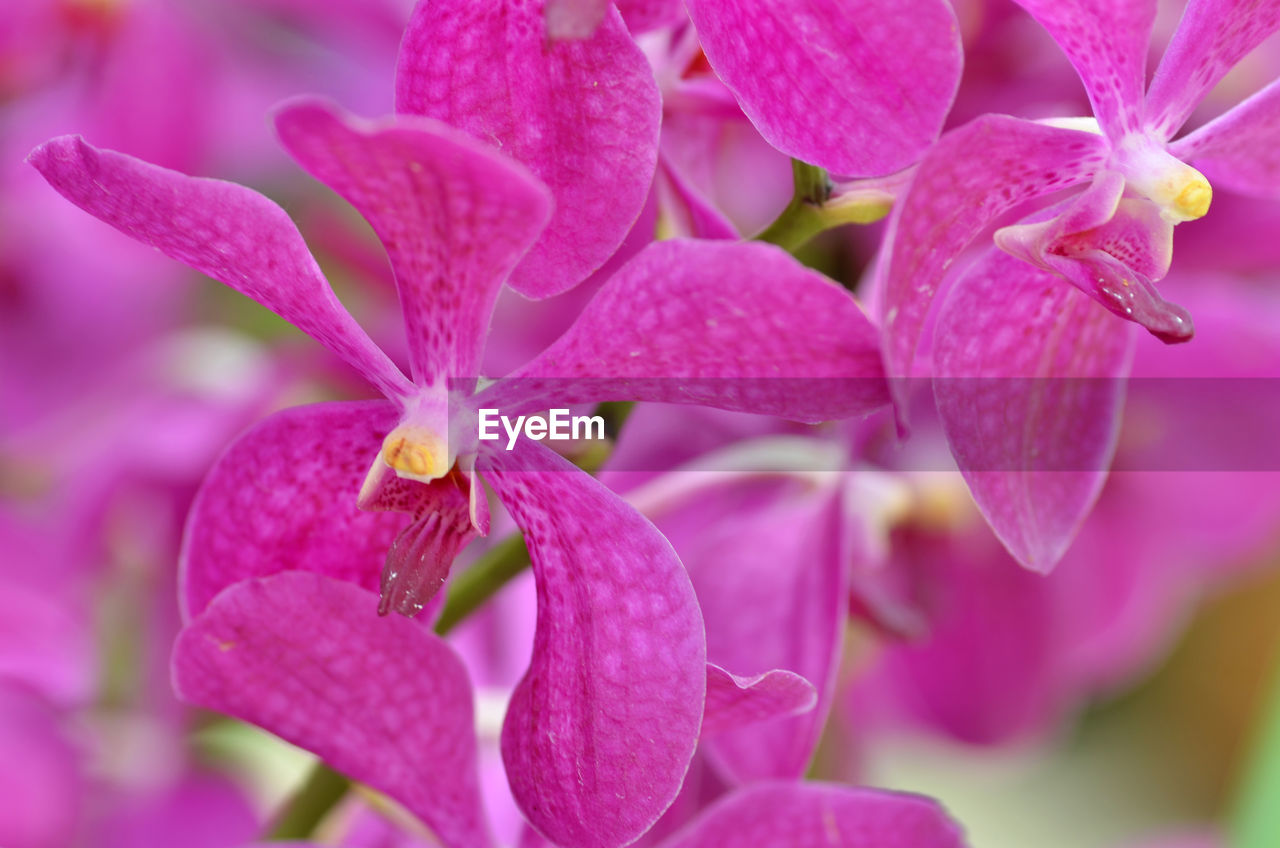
[181,401,433,619]
[656,156,739,240]
[397,0,660,297]
[702,665,817,736]
[933,248,1135,571]
[482,439,704,847]
[26,137,413,402]
[1146,0,1280,140]
[655,781,967,848]
[646,476,847,783]
[879,115,1109,387]
[1010,0,1155,139]
[274,99,552,388]
[873,525,1063,744]
[172,573,492,848]
[483,239,889,423]
[685,0,962,175]
[1170,77,1280,199]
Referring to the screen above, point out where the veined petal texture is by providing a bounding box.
[686,0,962,175]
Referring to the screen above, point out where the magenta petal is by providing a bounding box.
[1146,0,1280,139]
[685,0,961,175]
[655,781,967,848]
[647,476,847,783]
[397,0,660,296]
[274,99,552,387]
[657,156,739,240]
[483,440,705,847]
[1170,77,1280,198]
[180,401,412,618]
[172,573,492,848]
[933,248,1135,571]
[702,665,817,736]
[1010,0,1154,139]
[873,525,1063,744]
[26,137,413,402]
[879,116,1109,386]
[485,239,889,423]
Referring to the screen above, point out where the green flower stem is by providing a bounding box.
[266,761,352,840]
[432,532,531,636]
[754,159,892,252]
[1231,654,1280,847]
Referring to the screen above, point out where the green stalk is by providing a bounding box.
[266,762,352,840]
[1231,655,1280,847]
[753,159,892,252]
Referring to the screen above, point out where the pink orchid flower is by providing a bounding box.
[877,0,1280,571]
[180,572,968,848]
[31,90,888,843]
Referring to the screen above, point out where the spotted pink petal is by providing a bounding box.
[879,115,1109,388]
[1146,0,1280,140]
[26,137,413,402]
[1010,0,1155,139]
[397,0,660,297]
[654,782,968,848]
[482,439,704,847]
[933,248,1135,572]
[1170,77,1280,198]
[482,239,889,423]
[172,573,492,848]
[684,0,962,176]
[180,401,411,619]
[646,476,847,783]
[702,665,817,736]
[274,99,552,388]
